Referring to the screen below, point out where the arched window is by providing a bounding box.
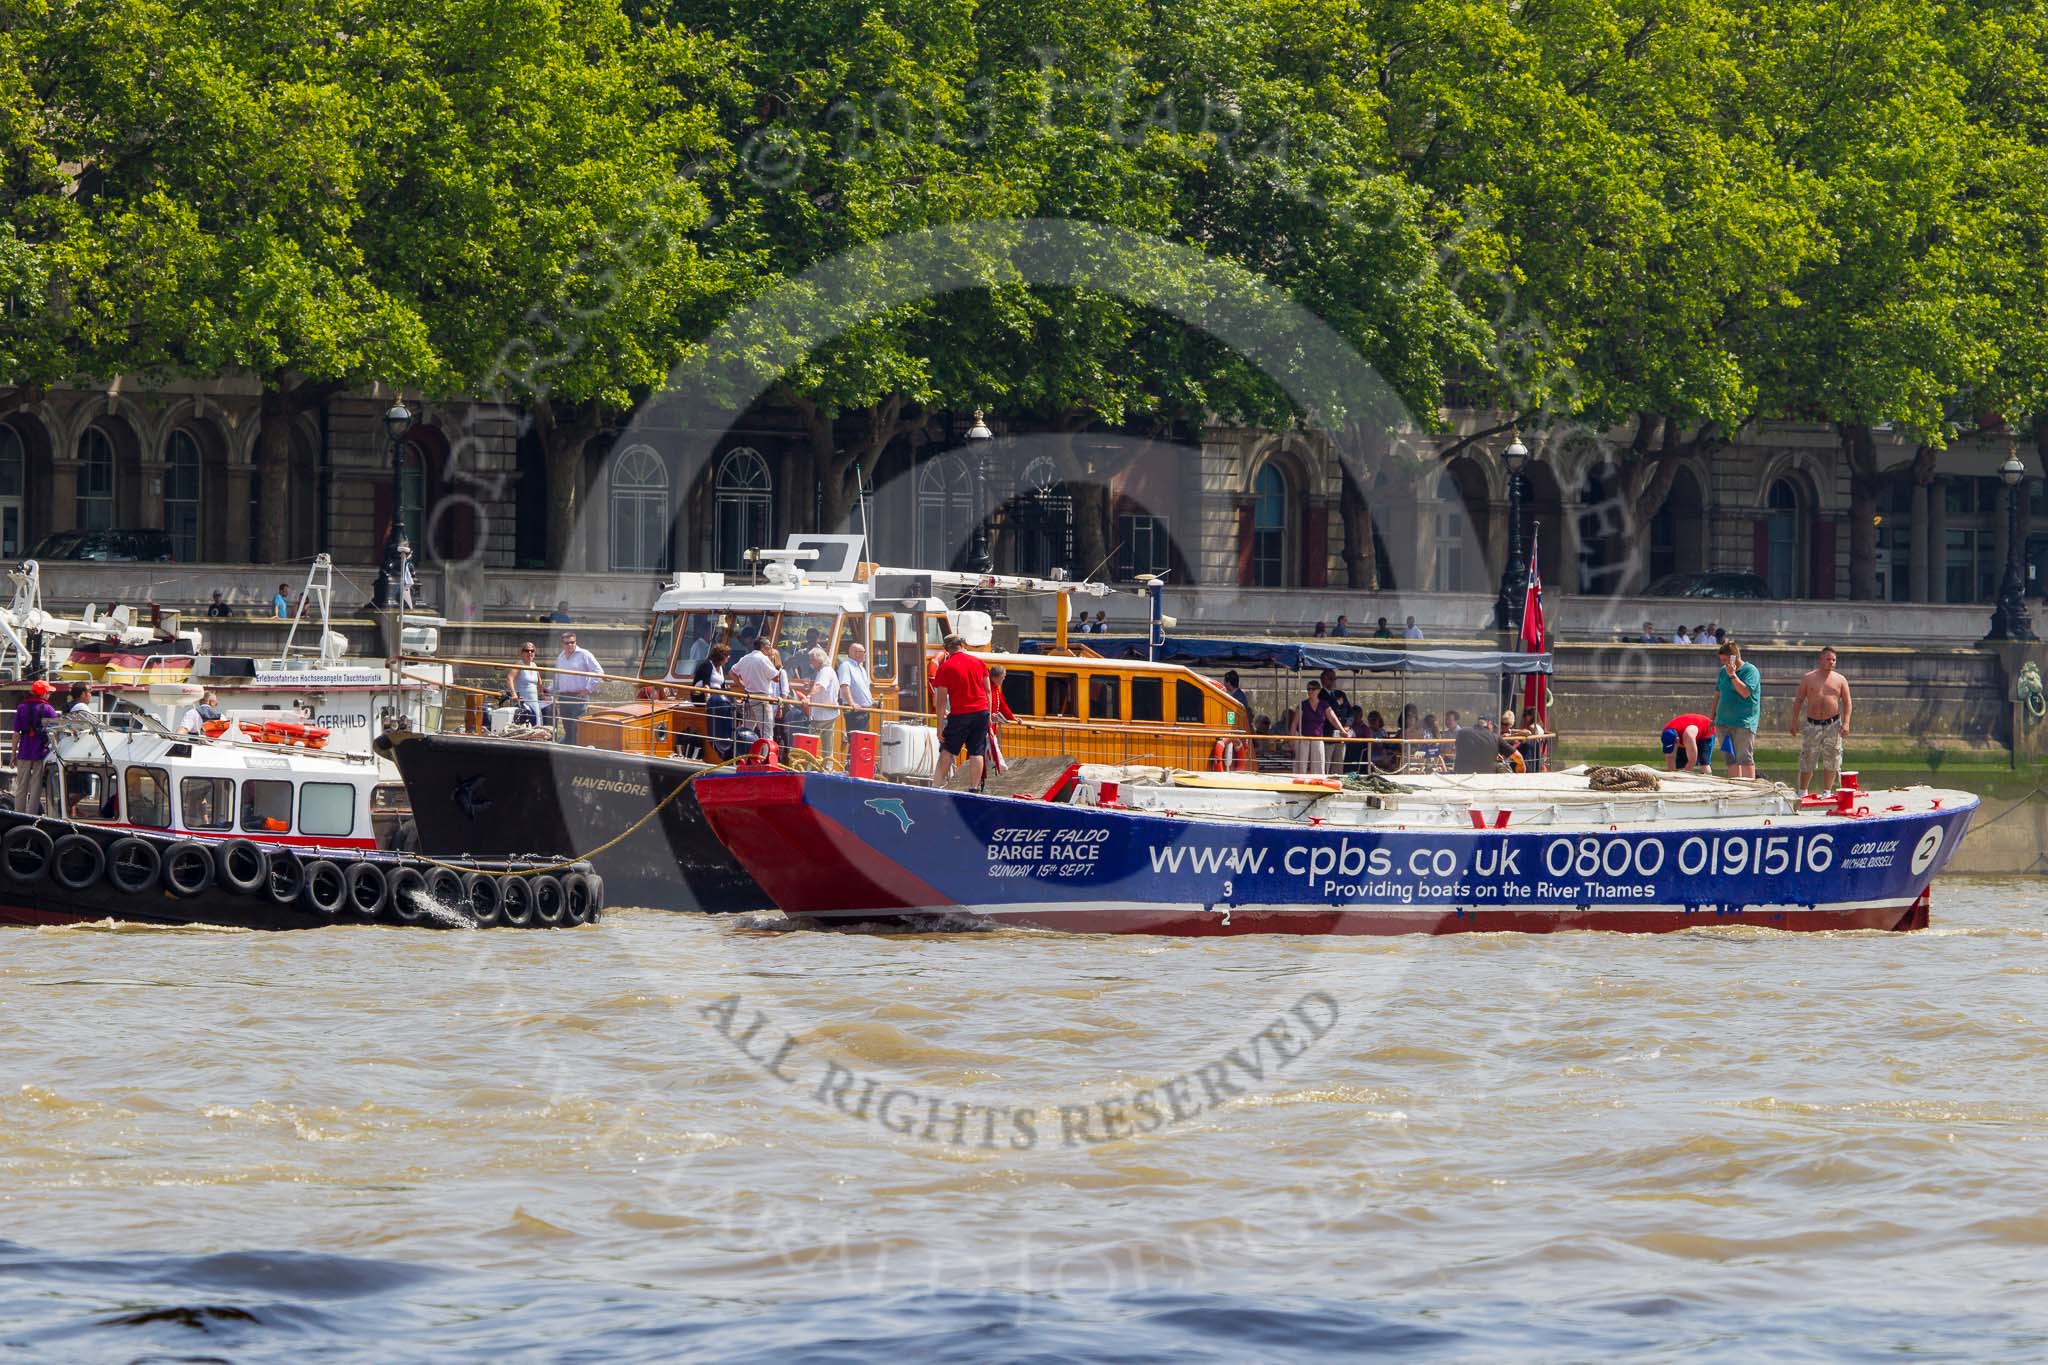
[1011,457,1071,577]
[1250,462,1291,587]
[608,445,670,572]
[164,431,202,562]
[915,454,976,569]
[76,428,115,530]
[1765,478,1804,599]
[712,446,773,573]
[0,424,22,557]
[1432,472,1466,591]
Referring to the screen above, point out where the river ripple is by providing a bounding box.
[1,876,2045,1360]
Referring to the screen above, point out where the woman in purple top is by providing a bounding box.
[1293,680,1349,776]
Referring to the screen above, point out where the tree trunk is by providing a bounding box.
[1839,423,1880,601]
[255,386,297,564]
[536,404,600,573]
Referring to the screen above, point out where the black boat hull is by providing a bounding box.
[374,728,769,913]
[0,811,601,930]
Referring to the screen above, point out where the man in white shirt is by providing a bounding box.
[725,637,780,742]
[178,689,222,734]
[804,646,840,759]
[1671,627,1691,644]
[552,632,603,744]
[836,642,875,734]
[1403,615,1424,640]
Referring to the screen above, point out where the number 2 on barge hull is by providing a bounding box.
[583,533,1253,769]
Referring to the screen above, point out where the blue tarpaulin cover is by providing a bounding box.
[1018,636,1552,674]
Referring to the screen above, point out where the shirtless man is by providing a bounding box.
[1787,645,1852,793]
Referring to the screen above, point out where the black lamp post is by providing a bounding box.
[1492,435,1530,632]
[1985,447,2037,642]
[963,409,997,614]
[371,400,414,611]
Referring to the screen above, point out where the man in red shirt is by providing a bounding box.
[1661,712,1715,773]
[931,634,992,787]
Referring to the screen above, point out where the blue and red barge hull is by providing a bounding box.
[692,770,1976,936]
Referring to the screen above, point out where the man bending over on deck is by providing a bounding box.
[932,634,992,788]
[1662,712,1715,773]
[1787,645,1851,793]
[1452,716,1519,774]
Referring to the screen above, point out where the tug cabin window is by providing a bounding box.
[241,780,294,833]
[1175,680,1206,725]
[181,777,234,830]
[300,783,356,838]
[124,766,171,828]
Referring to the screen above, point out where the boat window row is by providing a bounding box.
[998,670,1215,726]
[644,609,932,686]
[64,764,358,837]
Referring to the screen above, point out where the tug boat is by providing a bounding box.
[0,711,602,930]
[690,763,1977,935]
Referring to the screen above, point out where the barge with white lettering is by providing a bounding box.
[692,764,1976,935]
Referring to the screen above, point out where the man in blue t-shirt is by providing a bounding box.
[1714,640,1762,779]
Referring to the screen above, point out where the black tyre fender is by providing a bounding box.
[265,848,305,904]
[426,866,465,914]
[345,861,388,918]
[562,871,594,925]
[531,874,566,926]
[162,841,216,898]
[51,833,105,891]
[300,858,347,916]
[218,839,269,895]
[2,824,54,883]
[387,866,429,923]
[465,872,505,926]
[104,836,162,895]
[587,874,604,922]
[496,875,532,928]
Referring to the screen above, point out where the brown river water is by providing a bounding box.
[2,876,2046,1360]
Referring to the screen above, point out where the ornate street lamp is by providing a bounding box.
[963,409,997,615]
[1985,446,2037,642]
[371,399,414,611]
[1492,434,1530,632]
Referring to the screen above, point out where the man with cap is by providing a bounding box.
[11,680,59,815]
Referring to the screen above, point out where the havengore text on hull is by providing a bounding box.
[691,769,1976,936]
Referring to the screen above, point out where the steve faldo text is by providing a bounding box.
[699,990,1342,1150]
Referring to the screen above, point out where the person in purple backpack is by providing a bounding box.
[11,680,59,815]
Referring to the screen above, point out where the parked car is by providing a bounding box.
[1643,571,1772,599]
[28,529,175,562]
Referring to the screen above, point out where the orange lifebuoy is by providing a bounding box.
[201,719,229,739]
[1210,739,1248,772]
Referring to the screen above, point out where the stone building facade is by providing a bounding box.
[5,381,2038,609]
